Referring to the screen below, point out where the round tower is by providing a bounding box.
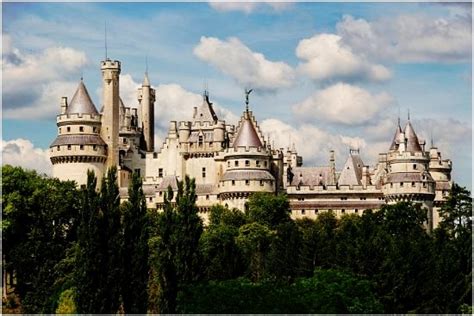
[218,109,275,211]
[137,72,156,152]
[49,80,106,186]
[178,121,191,143]
[382,119,436,230]
[100,59,121,168]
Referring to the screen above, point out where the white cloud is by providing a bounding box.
[209,1,292,13]
[260,118,367,167]
[3,35,88,119]
[194,36,295,91]
[337,14,471,63]
[296,33,391,82]
[293,83,394,125]
[2,139,52,175]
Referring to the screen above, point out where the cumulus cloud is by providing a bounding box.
[293,83,394,125]
[209,1,292,13]
[260,118,367,167]
[296,33,391,82]
[194,36,295,92]
[3,34,88,119]
[2,139,52,175]
[337,14,472,63]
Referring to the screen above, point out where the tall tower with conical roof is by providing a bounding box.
[138,72,156,151]
[49,80,107,185]
[382,117,436,230]
[100,58,121,168]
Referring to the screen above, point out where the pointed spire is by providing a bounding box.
[143,72,150,86]
[408,108,410,121]
[233,114,262,148]
[404,120,422,152]
[66,80,98,115]
[389,119,403,151]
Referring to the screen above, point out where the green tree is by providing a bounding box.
[246,192,291,227]
[150,176,203,313]
[2,165,79,313]
[121,172,149,313]
[200,205,246,280]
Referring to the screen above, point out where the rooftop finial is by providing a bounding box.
[397,104,400,126]
[245,88,253,112]
[408,108,410,121]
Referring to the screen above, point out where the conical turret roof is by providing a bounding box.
[66,80,98,115]
[193,92,218,123]
[143,72,150,86]
[389,121,402,151]
[404,120,422,152]
[233,112,263,148]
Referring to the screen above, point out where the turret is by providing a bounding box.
[100,59,121,168]
[60,97,68,114]
[329,150,336,185]
[178,121,191,142]
[213,120,226,144]
[137,72,155,151]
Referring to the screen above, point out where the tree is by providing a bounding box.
[150,176,203,313]
[74,167,123,314]
[246,192,291,227]
[2,165,79,313]
[121,172,149,313]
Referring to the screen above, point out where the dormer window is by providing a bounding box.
[198,135,203,146]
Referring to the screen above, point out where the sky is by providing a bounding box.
[2,1,472,189]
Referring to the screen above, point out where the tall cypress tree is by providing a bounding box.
[122,172,149,313]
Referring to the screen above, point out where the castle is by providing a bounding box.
[49,58,453,230]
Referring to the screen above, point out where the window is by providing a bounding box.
[80,145,84,150]
[301,209,306,215]
[260,180,264,186]
[341,209,345,213]
[134,169,141,177]
[256,160,260,167]
[264,161,268,167]
[202,167,206,178]
[209,142,213,147]
[360,197,366,200]
[93,145,97,151]
[423,182,427,188]
[79,126,84,132]
[159,192,163,197]
[413,164,417,170]
[149,197,153,202]
[245,160,250,167]
[390,183,393,188]
[400,182,404,187]
[245,180,250,186]
[57,146,60,151]
[411,182,416,187]
[227,161,230,167]
[235,161,239,167]
[315,209,319,214]
[355,209,359,213]
[158,168,163,178]
[59,128,61,133]
[67,145,71,150]
[93,127,97,133]
[340,197,347,200]
[198,135,203,146]
[67,127,71,132]
[232,180,235,186]
[206,195,209,200]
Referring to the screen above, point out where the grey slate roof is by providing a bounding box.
[222,170,274,181]
[50,134,106,147]
[156,176,179,191]
[233,114,263,148]
[193,94,218,123]
[291,167,334,186]
[389,123,402,151]
[337,153,364,186]
[404,121,422,152]
[66,80,99,115]
[196,184,216,194]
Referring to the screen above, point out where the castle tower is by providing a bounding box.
[49,80,106,186]
[100,59,121,168]
[137,72,156,151]
[382,118,436,230]
[218,100,276,211]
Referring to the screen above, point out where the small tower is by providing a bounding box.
[49,80,106,186]
[100,58,121,168]
[138,72,156,151]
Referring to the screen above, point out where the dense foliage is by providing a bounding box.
[2,165,472,313]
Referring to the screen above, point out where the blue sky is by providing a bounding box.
[2,1,472,189]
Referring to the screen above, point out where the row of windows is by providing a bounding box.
[228,160,267,168]
[299,209,359,215]
[59,126,98,134]
[225,179,273,186]
[390,182,427,188]
[57,144,98,151]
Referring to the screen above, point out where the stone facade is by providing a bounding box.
[49,58,453,229]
